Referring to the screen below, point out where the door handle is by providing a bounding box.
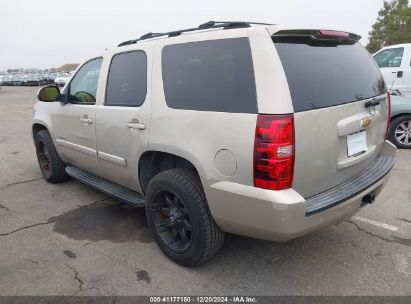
[126,119,146,130]
[392,71,403,78]
[80,115,93,124]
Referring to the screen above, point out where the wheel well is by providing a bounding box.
[32,123,47,138]
[391,113,411,122]
[139,151,200,193]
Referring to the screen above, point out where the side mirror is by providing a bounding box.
[37,85,61,102]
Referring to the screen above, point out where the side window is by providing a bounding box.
[105,51,147,107]
[68,58,103,104]
[373,47,404,68]
[161,38,257,113]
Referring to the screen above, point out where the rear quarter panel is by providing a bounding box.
[150,30,257,185]
[149,28,294,186]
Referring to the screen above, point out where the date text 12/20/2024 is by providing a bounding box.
[149,297,258,303]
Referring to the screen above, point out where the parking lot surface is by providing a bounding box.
[0,86,410,295]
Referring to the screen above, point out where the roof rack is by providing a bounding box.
[118,21,274,47]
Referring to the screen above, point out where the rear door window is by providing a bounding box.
[105,51,147,107]
[162,38,257,113]
[274,41,386,112]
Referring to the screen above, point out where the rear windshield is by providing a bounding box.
[274,41,386,112]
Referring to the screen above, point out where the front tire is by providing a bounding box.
[34,130,68,183]
[389,115,411,149]
[145,168,224,266]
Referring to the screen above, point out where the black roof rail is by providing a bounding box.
[199,21,274,28]
[117,21,274,47]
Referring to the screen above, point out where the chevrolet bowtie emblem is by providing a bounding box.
[361,116,372,128]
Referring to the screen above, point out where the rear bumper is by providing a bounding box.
[202,140,396,242]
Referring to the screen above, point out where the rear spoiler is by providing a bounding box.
[272,29,361,45]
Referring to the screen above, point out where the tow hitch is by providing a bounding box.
[361,191,376,206]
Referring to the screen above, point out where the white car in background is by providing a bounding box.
[54,73,71,87]
[373,43,411,95]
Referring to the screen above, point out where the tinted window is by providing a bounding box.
[162,38,257,113]
[274,42,386,112]
[68,58,102,104]
[373,47,404,68]
[105,51,147,107]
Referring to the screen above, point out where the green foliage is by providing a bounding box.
[367,0,411,53]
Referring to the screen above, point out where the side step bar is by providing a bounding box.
[65,165,145,207]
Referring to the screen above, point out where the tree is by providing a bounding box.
[367,0,411,53]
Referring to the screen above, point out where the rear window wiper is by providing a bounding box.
[310,103,319,109]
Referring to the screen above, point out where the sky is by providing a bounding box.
[0,0,384,71]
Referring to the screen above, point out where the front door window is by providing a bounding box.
[68,58,103,104]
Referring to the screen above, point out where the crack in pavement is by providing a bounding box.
[66,264,84,292]
[0,197,111,236]
[0,177,43,190]
[346,220,411,247]
[396,218,411,224]
[0,221,52,236]
[24,258,39,265]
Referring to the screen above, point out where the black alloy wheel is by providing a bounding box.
[151,190,192,253]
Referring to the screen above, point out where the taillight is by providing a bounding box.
[385,92,391,139]
[319,30,350,38]
[253,114,295,191]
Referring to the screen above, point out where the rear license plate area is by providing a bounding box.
[347,131,367,157]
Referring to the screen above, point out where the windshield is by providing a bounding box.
[274,41,386,112]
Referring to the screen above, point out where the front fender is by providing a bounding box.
[32,102,55,140]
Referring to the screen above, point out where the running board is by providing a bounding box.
[65,165,145,207]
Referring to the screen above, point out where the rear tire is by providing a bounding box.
[34,130,68,183]
[389,115,411,149]
[145,168,224,266]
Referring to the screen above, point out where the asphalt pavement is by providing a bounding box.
[0,86,410,295]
